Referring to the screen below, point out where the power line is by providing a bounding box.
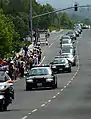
[32,4,91,19]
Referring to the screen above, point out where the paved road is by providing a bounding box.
[0,29,88,119]
[24,30,91,119]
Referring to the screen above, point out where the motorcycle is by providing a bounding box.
[0,80,14,111]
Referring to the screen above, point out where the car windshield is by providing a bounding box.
[62,48,71,53]
[62,45,73,49]
[0,71,6,82]
[29,68,51,76]
[53,58,66,64]
[62,40,69,44]
[62,37,69,39]
[67,31,73,34]
[62,54,73,58]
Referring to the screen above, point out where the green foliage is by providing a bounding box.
[0,9,20,56]
[49,25,56,32]
[60,12,73,28]
[0,0,74,57]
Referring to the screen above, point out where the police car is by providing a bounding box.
[50,56,71,73]
[25,64,57,90]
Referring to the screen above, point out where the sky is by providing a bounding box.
[37,0,91,9]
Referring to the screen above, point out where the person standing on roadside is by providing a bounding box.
[29,55,34,69]
[33,30,37,45]
[8,61,15,80]
[20,62,24,77]
[33,54,38,66]
[23,45,28,57]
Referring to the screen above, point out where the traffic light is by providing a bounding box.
[74,4,78,11]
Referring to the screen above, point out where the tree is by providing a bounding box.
[60,12,73,28]
[0,9,19,56]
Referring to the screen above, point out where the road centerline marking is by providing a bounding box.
[41,104,46,107]
[32,109,38,113]
[22,116,27,119]
[48,100,51,103]
[39,56,46,65]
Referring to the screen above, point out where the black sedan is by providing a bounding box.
[25,66,57,90]
[50,57,71,73]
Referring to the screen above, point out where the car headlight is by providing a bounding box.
[26,79,33,83]
[0,86,5,90]
[52,65,56,68]
[46,79,53,82]
[65,64,69,68]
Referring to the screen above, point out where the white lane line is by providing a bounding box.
[67,83,69,86]
[41,104,46,107]
[49,33,63,48]
[52,96,56,99]
[61,89,64,91]
[28,113,31,115]
[39,56,46,65]
[49,42,54,48]
[64,86,66,88]
[57,92,60,95]
[48,100,51,103]
[32,109,38,113]
[71,78,74,81]
[44,102,47,104]
[68,81,71,84]
[22,116,27,119]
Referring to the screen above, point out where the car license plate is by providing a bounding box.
[59,68,62,70]
[37,83,42,86]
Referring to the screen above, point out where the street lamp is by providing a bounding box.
[30,0,33,42]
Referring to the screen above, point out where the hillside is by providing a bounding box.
[67,7,91,20]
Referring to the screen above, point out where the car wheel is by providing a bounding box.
[77,34,79,37]
[26,86,29,91]
[68,68,71,73]
[3,104,7,111]
[73,62,76,66]
[26,86,32,91]
[55,81,57,88]
[26,84,32,91]
[52,81,57,89]
[62,70,64,73]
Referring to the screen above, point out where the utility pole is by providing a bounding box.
[1,0,3,9]
[30,0,33,42]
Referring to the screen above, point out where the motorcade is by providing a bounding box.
[61,53,77,66]
[0,70,14,111]
[50,57,71,73]
[25,65,57,90]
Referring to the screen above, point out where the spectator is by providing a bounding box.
[23,45,28,56]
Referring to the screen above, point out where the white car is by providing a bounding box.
[61,39,73,48]
[62,53,76,66]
